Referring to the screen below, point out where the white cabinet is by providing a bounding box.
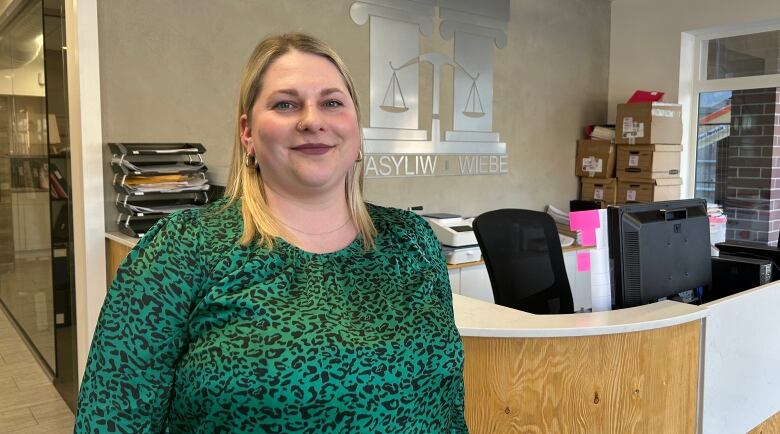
[448,264,493,303]
[11,191,51,254]
[562,250,592,312]
[459,265,493,303]
[449,248,594,311]
[448,269,460,295]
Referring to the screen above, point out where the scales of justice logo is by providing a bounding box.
[350,0,509,178]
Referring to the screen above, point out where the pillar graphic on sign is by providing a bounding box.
[350,0,509,172]
[350,1,432,140]
[439,0,508,143]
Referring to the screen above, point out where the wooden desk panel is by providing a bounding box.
[105,239,132,287]
[462,321,700,434]
[749,410,780,434]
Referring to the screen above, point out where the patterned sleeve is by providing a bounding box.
[75,211,204,433]
[408,214,469,433]
[410,213,455,317]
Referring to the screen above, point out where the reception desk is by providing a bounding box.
[456,294,704,433]
[105,234,780,433]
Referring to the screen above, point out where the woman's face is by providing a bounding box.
[240,50,361,198]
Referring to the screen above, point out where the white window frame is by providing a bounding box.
[678,19,780,199]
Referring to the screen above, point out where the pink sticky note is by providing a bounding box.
[576,251,591,272]
[570,210,601,247]
[581,231,597,247]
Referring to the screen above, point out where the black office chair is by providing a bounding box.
[473,209,574,315]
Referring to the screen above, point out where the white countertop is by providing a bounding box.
[106,231,139,248]
[453,293,708,338]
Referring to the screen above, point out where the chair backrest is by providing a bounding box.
[473,209,574,314]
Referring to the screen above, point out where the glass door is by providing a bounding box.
[0,0,56,370]
[0,0,75,409]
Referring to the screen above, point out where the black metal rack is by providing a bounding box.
[109,142,210,237]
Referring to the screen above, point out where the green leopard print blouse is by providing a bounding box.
[75,199,468,433]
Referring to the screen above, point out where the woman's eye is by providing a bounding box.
[273,101,296,110]
[323,100,343,108]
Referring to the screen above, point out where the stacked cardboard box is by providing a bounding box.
[576,139,616,206]
[613,102,683,203]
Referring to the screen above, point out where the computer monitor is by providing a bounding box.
[607,199,712,308]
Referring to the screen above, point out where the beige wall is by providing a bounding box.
[98,0,610,222]
[608,0,780,119]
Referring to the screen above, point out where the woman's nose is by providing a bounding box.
[296,105,325,132]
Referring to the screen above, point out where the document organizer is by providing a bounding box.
[115,193,210,237]
[112,172,209,196]
[109,142,211,237]
[115,191,210,216]
[116,213,165,238]
[110,155,207,176]
[108,142,206,155]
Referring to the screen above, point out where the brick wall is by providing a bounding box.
[724,87,780,245]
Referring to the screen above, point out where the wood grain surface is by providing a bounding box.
[749,410,780,434]
[105,239,132,287]
[462,321,701,434]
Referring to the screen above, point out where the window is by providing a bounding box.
[706,30,780,80]
[686,22,780,245]
[694,90,731,204]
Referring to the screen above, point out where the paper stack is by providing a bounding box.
[590,125,615,141]
[590,209,612,311]
[570,209,612,312]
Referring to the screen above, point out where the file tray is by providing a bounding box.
[111,162,208,176]
[111,160,208,176]
[112,172,210,195]
[115,209,167,220]
[115,193,209,217]
[108,142,206,156]
[110,153,205,165]
[116,213,164,238]
[112,182,210,195]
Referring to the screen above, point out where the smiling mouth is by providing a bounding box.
[292,143,335,155]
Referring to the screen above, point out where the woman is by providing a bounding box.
[76,33,467,433]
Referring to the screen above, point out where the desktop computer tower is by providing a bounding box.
[707,254,773,302]
[714,241,780,277]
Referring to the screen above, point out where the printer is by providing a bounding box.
[423,213,481,264]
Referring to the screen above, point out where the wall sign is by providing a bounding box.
[350,0,510,178]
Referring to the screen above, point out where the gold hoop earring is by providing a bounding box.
[244,153,256,168]
[355,150,364,162]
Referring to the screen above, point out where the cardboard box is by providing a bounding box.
[615,102,682,145]
[616,177,682,203]
[616,144,682,179]
[580,177,617,205]
[576,140,616,178]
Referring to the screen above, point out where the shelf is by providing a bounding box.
[109,142,206,155]
[9,154,48,159]
[11,188,49,193]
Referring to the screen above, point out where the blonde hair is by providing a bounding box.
[225,32,376,250]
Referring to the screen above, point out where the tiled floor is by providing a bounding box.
[0,307,74,433]
[0,255,56,369]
